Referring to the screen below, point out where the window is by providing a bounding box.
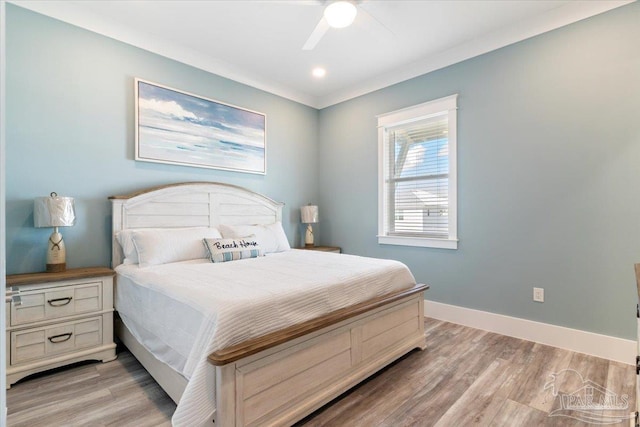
[377,95,458,249]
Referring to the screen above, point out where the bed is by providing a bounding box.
[110,182,428,427]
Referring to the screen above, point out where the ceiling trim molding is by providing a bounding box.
[9,0,319,107]
[316,0,634,108]
[9,0,634,110]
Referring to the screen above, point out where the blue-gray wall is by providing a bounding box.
[318,3,640,339]
[6,4,318,275]
[6,3,640,339]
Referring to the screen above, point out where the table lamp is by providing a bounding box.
[34,192,76,272]
[300,204,319,247]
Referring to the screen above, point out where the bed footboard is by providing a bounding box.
[211,285,427,427]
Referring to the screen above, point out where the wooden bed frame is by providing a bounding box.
[110,182,427,427]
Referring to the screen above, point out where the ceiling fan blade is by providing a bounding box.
[302,16,330,50]
[357,3,395,38]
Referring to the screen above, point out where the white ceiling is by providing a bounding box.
[11,0,632,108]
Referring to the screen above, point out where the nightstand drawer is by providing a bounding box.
[11,316,103,365]
[10,281,102,326]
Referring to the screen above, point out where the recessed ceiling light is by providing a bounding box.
[312,68,327,78]
[324,1,357,29]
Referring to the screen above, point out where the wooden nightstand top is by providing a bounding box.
[296,246,341,253]
[7,267,115,287]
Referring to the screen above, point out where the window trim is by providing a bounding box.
[377,94,458,249]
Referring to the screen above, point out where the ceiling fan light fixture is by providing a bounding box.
[324,1,357,29]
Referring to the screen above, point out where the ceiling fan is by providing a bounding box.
[302,0,392,50]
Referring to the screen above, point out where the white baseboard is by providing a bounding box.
[425,300,635,365]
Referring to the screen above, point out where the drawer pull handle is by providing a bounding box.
[48,333,73,343]
[47,297,73,307]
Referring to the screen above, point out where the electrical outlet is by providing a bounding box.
[533,287,544,303]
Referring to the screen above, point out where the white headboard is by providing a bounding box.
[109,182,284,268]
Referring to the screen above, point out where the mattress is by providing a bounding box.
[115,249,416,426]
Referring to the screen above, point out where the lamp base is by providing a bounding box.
[46,229,67,273]
[304,224,315,247]
[46,263,66,273]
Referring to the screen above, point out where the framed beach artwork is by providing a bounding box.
[135,78,266,174]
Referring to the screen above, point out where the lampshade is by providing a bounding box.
[324,1,357,28]
[34,193,76,228]
[301,205,319,224]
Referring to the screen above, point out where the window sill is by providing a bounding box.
[377,235,458,250]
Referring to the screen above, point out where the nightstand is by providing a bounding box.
[6,267,117,387]
[297,246,342,254]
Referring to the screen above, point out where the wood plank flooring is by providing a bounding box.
[7,319,636,426]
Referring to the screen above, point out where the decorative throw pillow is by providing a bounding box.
[203,236,264,263]
[218,222,290,254]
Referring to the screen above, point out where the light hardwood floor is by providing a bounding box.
[7,319,636,426]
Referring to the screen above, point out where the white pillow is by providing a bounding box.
[116,229,141,265]
[203,236,264,263]
[129,227,223,267]
[219,222,290,254]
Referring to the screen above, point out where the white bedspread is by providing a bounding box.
[115,249,416,427]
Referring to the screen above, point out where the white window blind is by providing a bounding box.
[378,95,458,249]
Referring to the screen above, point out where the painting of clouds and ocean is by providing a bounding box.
[136,79,266,174]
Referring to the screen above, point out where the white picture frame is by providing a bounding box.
[135,78,267,175]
